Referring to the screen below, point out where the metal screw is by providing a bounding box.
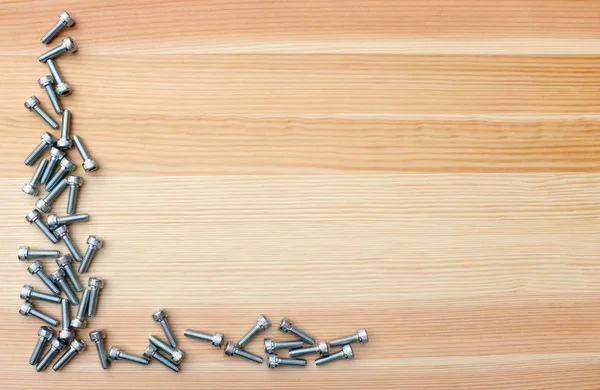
[39,37,78,63]
[315,344,354,366]
[73,135,99,172]
[108,346,149,365]
[40,11,75,44]
[27,260,60,295]
[46,157,75,191]
[59,298,74,341]
[143,344,179,372]
[56,254,84,292]
[20,284,62,304]
[70,288,90,329]
[53,225,83,262]
[237,314,270,347]
[57,109,73,149]
[279,318,315,345]
[79,235,103,273]
[264,339,304,354]
[183,329,224,348]
[24,131,56,166]
[47,59,71,96]
[41,147,64,185]
[224,341,263,364]
[18,246,60,261]
[329,328,368,347]
[38,75,63,114]
[289,341,329,358]
[267,354,307,368]
[53,338,86,371]
[66,175,83,215]
[90,330,109,369]
[29,326,54,365]
[19,301,59,326]
[22,159,48,196]
[152,309,177,347]
[36,178,69,212]
[88,277,104,317]
[24,97,59,129]
[50,268,79,305]
[48,213,89,230]
[36,337,66,371]
[148,335,185,364]
[26,210,57,243]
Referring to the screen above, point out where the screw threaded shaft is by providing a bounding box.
[235,348,263,364]
[52,348,76,371]
[47,59,65,83]
[88,288,99,317]
[183,329,212,342]
[277,356,307,366]
[79,245,96,273]
[31,290,62,304]
[39,45,67,63]
[119,351,149,365]
[288,327,315,345]
[160,321,177,347]
[237,324,260,347]
[30,307,59,326]
[59,214,89,225]
[76,289,90,319]
[95,341,109,369]
[57,279,79,305]
[41,157,59,184]
[61,299,70,329]
[44,85,63,114]
[30,337,47,365]
[274,340,304,350]
[36,271,61,295]
[33,220,58,243]
[33,106,59,128]
[25,143,50,166]
[329,334,358,347]
[36,347,59,371]
[62,265,83,292]
[29,159,48,186]
[152,351,180,372]
[41,21,65,44]
[73,136,91,160]
[63,235,82,262]
[29,249,60,258]
[315,350,345,366]
[67,185,78,215]
[149,335,175,355]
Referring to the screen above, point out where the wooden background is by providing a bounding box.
[0,1,599,389]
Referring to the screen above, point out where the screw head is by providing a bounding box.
[143,344,157,358]
[224,342,236,356]
[56,82,71,96]
[62,37,77,53]
[87,235,103,248]
[267,354,279,368]
[89,329,105,342]
[279,318,292,332]
[357,328,368,343]
[82,158,98,172]
[316,341,329,355]
[88,277,104,289]
[22,183,38,196]
[56,138,72,150]
[59,329,74,341]
[47,214,59,229]
[55,254,73,268]
[24,96,40,110]
[256,314,270,330]
[70,317,87,329]
[38,326,54,340]
[38,75,54,88]
[20,285,33,300]
[108,346,120,360]
[341,344,354,359]
[26,210,41,223]
[66,175,83,187]
[60,157,76,171]
[36,199,51,213]
[70,338,86,352]
[152,309,166,322]
[212,333,224,348]
[27,260,43,275]
[51,337,67,351]
[171,349,185,364]
[19,301,33,315]
[49,146,64,159]
[58,11,75,27]
[18,247,30,261]
[264,339,276,354]
[53,225,68,239]
[41,132,57,146]
[50,268,65,282]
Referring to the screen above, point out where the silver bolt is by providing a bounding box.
[38,75,63,114]
[36,178,69,212]
[57,109,73,149]
[50,268,79,305]
[237,314,270,347]
[36,337,66,371]
[53,225,83,262]
[70,288,90,329]
[48,213,89,230]
[53,338,86,371]
[148,335,185,364]
[39,37,78,63]
[183,329,224,348]
[24,131,56,166]
[40,11,75,44]
[26,210,57,243]
[41,147,64,185]
[315,344,354,366]
[267,354,307,368]
[24,97,59,129]
[66,175,83,215]
[19,301,59,326]
[45,157,75,191]
[152,309,177,347]
[143,344,179,372]
[30,326,54,365]
[289,341,329,358]
[224,341,263,364]
[90,330,109,369]
[73,135,99,172]
[79,235,103,273]
[279,318,315,345]
[329,328,368,347]
[87,277,104,317]
[264,339,304,354]
[56,254,84,292]
[22,159,48,196]
[108,346,149,365]
[27,260,60,295]
[20,284,62,304]
[18,246,60,261]
[59,298,74,341]
[47,59,71,96]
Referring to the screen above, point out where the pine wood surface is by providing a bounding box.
[0,1,599,389]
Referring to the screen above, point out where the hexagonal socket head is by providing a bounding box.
[267,354,279,368]
[50,268,66,282]
[212,333,224,347]
[108,346,121,360]
[143,344,157,359]
[38,326,54,340]
[22,184,38,196]
[70,317,87,329]
[53,225,69,239]
[41,132,57,146]
[171,349,185,364]
[59,157,76,172]
[56,82,71,96]
[83,158,98,172]
[88,277,104,289]
[89,329,105,342]
[316,341,329,355]
[24,96,40,110]
[66,175,83,187]
[18,246,30,261]
[264,339,276,354]
[59,329,74,341]
[70,338,86,352]
[62,37,77,53]
[357,328,368,343]
[55,254,73,268]
[224,341,236,356]
[279,318,293,332]
[36,199,51,213]
[27,260,43,275]
[20,285,34,300]
[87,236,103,248]
[56,138,72,150]
[51,337,67,351]
[59,11,75,27]
[152,309,167,322]
[49,147,65,160]
[19,301,33,315]
[47,215,59,229]
[341,344,354,359]
[256,315,270,330]
[38,75,54,88]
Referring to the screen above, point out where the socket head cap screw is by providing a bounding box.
[171,350,185,364]
[256,315,270,330]
[20,285,34,299]
[56,138,72,150]
[56,82,71,96]
[70,317,87,329]
[38,326,54,340]
[53,225,68,239]
[49,147,65,159]
[62,37,77,53]
[19,301,33,315]
[47,214,58,229]
[59,157,76,172]
[267,354,279,368]
[51,337,67,351]
[264,339,276,354]
[25,96,40,110]
[357,328,368,343]
[27,260,43,275]
[341,344,354,359]
[89,277,104,289]
[50,268,66,282]
[152,309,166,322]
[82,158,98,172]
[55,254,73,267]
[38,75,54,87]
[59,329,74,341]
[22,184,38,196]
[87,236,103,248]
[59,11,75,27]
[108,346,120,360]
[26,210,42,223]
[89,329,105,342]
[41,132,57,146]
[66,176,82,186]
[18,246,30,261]
[36,199,51,213]
[212,333,224,347]
[70,338,86,352]
[279,318,293,332]
[317,341,329,355]
[143,344,157,358]
[224,342,236,356]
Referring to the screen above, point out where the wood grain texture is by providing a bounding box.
[0,1,599,389]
